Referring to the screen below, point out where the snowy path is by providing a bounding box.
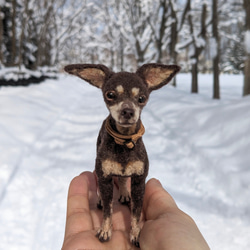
[0,74,250,249]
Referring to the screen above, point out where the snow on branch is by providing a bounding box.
[245,30,250,54]
[210,37,218,59]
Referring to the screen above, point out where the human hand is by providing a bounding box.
[62,172,209,250]
[62,171,137,250]
[140,178,210,250]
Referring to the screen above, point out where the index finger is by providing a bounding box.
[64,172,96,238]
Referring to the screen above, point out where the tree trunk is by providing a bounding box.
[244,56,250,95]
[155,0,167,63]
[212,0,220,99]
[188,3,206,93]
[243,0,250,96]
[191,62,198,93]
[119,33,124,71]
[0,7,3,65]
[18,0,29,68]
[11,0,17,65]
[191,4,206,93]
[170,0,178,86]
[110,48,114,69]
[213,55,220,99]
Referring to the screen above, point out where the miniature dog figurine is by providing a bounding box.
[64,63,180,247]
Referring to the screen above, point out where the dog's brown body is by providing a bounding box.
[64,63,180,247]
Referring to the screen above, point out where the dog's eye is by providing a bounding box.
[105,91,116,101]
[138,95,146,104]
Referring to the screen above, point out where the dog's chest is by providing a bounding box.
[100,144,146,177]
[98,134,147,177]
[102,159,144,177]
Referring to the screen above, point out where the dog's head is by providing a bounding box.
[64,63,180,127]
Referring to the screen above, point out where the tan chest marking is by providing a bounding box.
[102,160,144,177]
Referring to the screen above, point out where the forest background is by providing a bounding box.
[0,0,250,98]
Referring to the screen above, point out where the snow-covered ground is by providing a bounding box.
[0,73,249,250]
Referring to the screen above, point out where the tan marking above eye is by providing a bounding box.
[116,85,124,94]
[132,87,140,97]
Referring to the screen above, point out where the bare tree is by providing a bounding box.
[0,0,18,66]
[18,0,29,68]
[188,3,207,93]
[11,0,17,65]
[52,0,87,65]
[149,0,169,64]
[169,0,178,86]
[212,0,220,99]
[0,0,247,94]
[176,0,210,90]
[124,0,153,66]
[0,5,3,65]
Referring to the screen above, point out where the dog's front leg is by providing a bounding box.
[130,175,146,247]
[96,176,113,242]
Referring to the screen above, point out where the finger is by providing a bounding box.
[83,171,98,193]
[85,171,99,209]
[141,180,210,250]
[143,178,177,220]
[64,172,95,238]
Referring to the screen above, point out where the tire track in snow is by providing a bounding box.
[143,94,218,205]
[0,77,91,204]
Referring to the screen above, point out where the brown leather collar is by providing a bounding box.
[105,119,145,149]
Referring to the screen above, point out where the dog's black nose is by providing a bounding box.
[121,108,134,119]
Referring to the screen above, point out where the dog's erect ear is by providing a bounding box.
[64,64,113,88]
[136,63,181,91]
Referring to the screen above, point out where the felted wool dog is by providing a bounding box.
[64,63,180,247]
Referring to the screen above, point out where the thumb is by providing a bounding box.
[143,178,177,220]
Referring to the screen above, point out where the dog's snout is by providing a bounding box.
[121,108,134,119]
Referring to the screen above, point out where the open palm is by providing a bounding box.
[62,171,138,250]
[62,171,210,250]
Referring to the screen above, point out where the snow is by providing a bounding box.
[210,37,218,59]
[245,30,250,54]
[0,66,58,84]
[0,73,250,250]
[0,66,42,81]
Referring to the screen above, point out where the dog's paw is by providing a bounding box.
[96,227,112,242]
[118,194,131,206]
[130,226,141,248]
[130,232,140,248]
